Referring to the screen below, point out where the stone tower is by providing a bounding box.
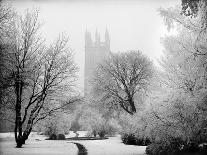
[84,29,111,96]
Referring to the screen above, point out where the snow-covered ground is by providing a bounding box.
[0,138,78,155]
[0,132,146,155]
[0,131,87,139]
[72,135,146,155]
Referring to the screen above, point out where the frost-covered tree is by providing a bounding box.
[0,9,78,147]
[0,1,15,124]
[92,51,153,115]
[147,3,207,147]
[78,105,120,138]
[40,113,73,136]
[159,3,207,96]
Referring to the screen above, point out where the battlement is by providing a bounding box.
[85,29,110,50]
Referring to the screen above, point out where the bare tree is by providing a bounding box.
[0,1,16,130]
[0,1,14,37]
[1,9,79,147]
[92,51,153,115]
[0,1,13,100]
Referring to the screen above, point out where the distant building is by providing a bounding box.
[84,29,111,96]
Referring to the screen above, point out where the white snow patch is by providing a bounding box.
[0,132,146,155]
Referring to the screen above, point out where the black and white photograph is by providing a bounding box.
[0,0,207,154]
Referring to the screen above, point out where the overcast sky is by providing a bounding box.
[11,0,180,93]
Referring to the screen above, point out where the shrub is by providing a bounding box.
[121,133,137,145]
[181,142,200,153]
[42,114,72,136]
[84,120,118,138]
[119,112,152,146]
[198,143,207,152]
[145,137,204,155]
[92,129,97,137]
[44,123,58,136]
[146,143,167,155]
[58,134,65,140]
[137,137,151,145]
[79,108,120,138]
[121,133,151,146]
[98,130,106,138]
[105,120,119,136]
[49,134,57,140]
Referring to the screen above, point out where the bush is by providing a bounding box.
[198,143,207,152]
[58,134,65,140]
[98,130,106,138]
[137,137,151,145]
[146,143,167,155]
[121,133,151,146]
[92,129,97,137]
[119,112,152,146]
[44,123,58,136]
[84,120,119,138]
[79,108,120,138]
[49,134,57,140]
[42,114,71,136]
[145,137,205,155]
[121,133,137,145]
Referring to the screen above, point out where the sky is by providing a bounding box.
[11,0,180,93]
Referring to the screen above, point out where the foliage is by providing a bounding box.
[146,142,178,155]
[92,50,153,115]
[144,3,207,154]
[146,138,206,155]
[57,134,65,140]
[70,120,81,131]
[0,6,78,147]
[0,1,16,129]
[121,133,137,145]
[78,104,120,137]
[121,133,151,146]
[0,1,14,38]
[158,1,207,138]
[41,113,72,136]
[181,0,200,17]
[119,112,152,146]
[49,134,57,140]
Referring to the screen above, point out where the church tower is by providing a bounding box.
[105,28,110,50]
[84,29,111,96]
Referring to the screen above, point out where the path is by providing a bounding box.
[69,135,146,155]
[72,142,88,155]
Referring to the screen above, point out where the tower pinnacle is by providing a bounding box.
[95,29,100,45]
[85,29,92,47]
[105,28,110,49]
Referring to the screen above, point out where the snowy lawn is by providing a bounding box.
[0,132,146,155]
[0,132,78,155]
[0,138,78,155]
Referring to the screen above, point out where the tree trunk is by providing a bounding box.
[15,109,23,148]
[74,131,79,137]
[22,127,32,144]
[93,130,97,137]
[14,77,24,148]
[15,123,33,147]
[128,97,136,114]
[22,118,33,144]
